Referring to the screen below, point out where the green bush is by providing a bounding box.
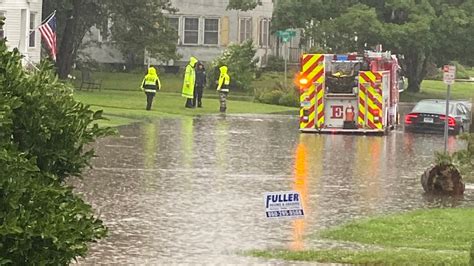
[264,55,285,72]
[261,90,284,104]
[254,82,300,107]
[425,61,470,80]
[0,27,111,263]
[0,150,106,265]
[208,40,258,91]
[1,44,111,182]
[279,91,300,107]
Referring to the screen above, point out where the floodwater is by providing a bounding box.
[73,105,474,264]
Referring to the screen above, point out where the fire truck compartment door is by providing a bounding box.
[324,97,358,128]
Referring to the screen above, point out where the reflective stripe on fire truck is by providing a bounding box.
[358,71,383,130]
[300,54,325,129]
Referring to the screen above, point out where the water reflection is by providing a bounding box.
[73,114,473,264]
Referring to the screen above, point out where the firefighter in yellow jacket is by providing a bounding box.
[182,56,198,108]
[141,66,161,111]
[216,65,230,113]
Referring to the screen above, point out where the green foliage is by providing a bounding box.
[273,0,474,92]
[43,0,178,77]
[451,133,474,180]
[208,41,258,91]
[227,0,262,11]
[0,43,113,181]
[254,82,299,107]
[0,38,110,262]
[264,55,285,72]
[434,151,454,167]
[107,0,179,65]
[0,150,106,265]
[427,62,471,80]
[432,133,474,182]
[451,62,471,79]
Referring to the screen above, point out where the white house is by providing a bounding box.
[81,0,302,68]
[0,0,43,63]
[162,0,275,65]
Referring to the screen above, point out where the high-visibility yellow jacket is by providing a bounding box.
[182,57,198,99]
[217,66,230,92]
[141,67,161,93]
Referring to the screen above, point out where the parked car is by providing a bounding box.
[404,99,471,135]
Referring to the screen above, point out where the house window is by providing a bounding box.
[204,18,219,45]
[168,17,179,31]
[0,11,5,39]
[239,18,252,43]
[184,17,199,44]
[29,13,36,47]
[167,17,179,42]
[259,18,270,47]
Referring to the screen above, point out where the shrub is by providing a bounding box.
[425,61,470,80]
[208,40,258,91]
[0,42,112,182]
[0,150,107,265]
[264,55,285,72]
[279,91,300,107]
[261,90,284,104]
[254,81,299,107]
[0,27,111,263]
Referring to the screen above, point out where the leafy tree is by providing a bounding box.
[0,22,110,263]
[106,0,179,67]
[43,0,178,78]
[208,40,258,91]
[272,0,474,92]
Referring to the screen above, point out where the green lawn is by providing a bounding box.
[79,70,474,101]
[401,80,474,102]
[250,208,474,265]
[74,90,297,127]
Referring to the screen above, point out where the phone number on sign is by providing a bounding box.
[266,209,304,218]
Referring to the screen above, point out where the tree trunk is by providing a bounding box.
[57,0,83,79]
[421,164,465,195]
[403,51,429,93]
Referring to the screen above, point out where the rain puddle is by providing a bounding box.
[72,112,474,264]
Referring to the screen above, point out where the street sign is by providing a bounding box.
[276,30,296,43]
[264,191,304,219]
[443,65,456,85]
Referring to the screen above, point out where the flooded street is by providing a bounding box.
[73,107,474,264]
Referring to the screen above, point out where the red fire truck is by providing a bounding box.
[297,48,403,134]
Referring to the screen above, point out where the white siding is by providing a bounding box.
[82,0,277,66]
[0,0,43,63]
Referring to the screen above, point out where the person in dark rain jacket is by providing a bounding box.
[193,61,206,108]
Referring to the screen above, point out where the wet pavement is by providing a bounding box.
[72,105,474,264]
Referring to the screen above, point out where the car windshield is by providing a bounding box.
[412,101,453,115]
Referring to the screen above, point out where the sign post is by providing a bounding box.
[276,30,296,89]
[443,65,456,153]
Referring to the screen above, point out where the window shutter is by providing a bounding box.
[220,16,229,47]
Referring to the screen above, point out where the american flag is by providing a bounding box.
[38,14,57,61]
